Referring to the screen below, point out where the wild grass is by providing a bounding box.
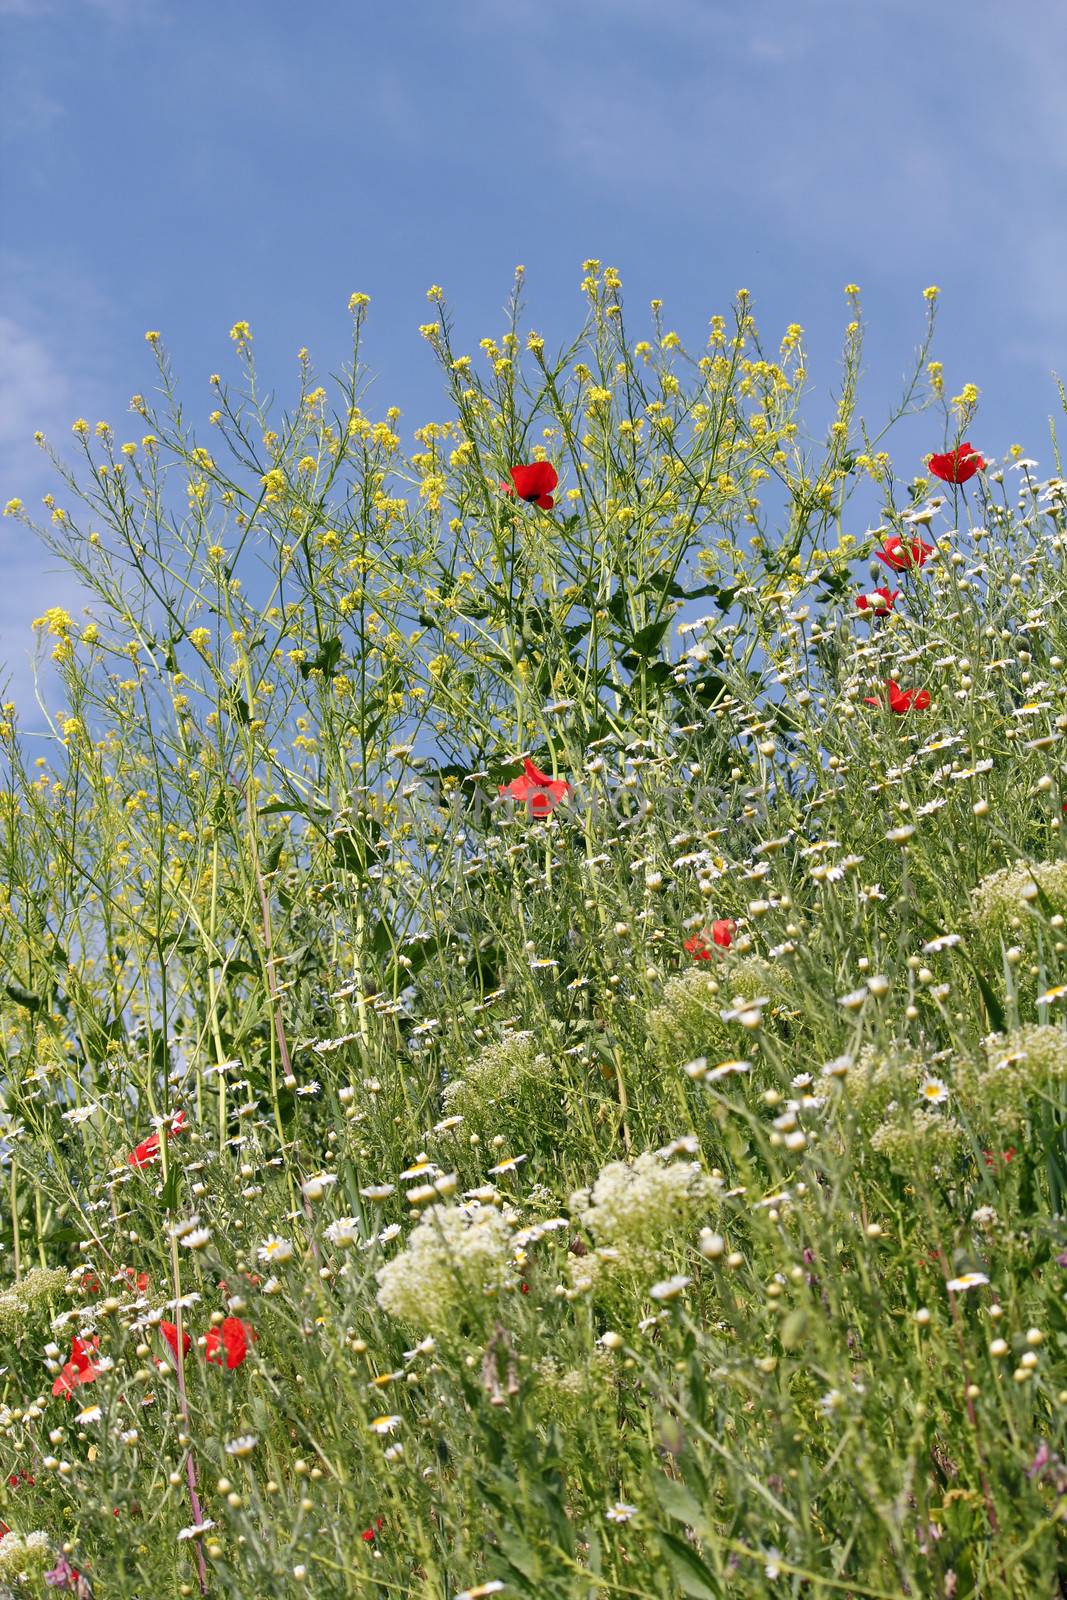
[0,268,1064,1597]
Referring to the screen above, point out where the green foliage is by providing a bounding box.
[0,274,1065,1597]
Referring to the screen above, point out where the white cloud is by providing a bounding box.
[0,0,161,16]
[0,308,107,719]
[0,315,74,452]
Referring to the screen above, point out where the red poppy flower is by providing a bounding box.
[982,1147,1016,1166]
[119,1268,150,1293]
[127,1108,186,1168]
[876,534,933,573]
[928,442,985,485]
[505,462,558,509]
[864,681,931,715]
[159,1321,192,1364]
[855,586,900,616]
[498,756,570,817]
[52,1334,101,1398]
[361,1518,384,1543]
[205,1316,256,1370]
[686,920,734,957]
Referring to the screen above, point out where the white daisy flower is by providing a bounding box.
[649,1275,690,1302]
[226,1435,257,1457]
[946,1271,989,1294]
[257,1235,294,1266]
[606,1501,638,1523]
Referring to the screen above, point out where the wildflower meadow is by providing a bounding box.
[0,269,1065,1597]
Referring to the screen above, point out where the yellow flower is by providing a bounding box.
[71,418,89,436]
[3,498,22,516]
[923,285,940,300]
[261,468,287,504]
[230,320,252,343]
[348,292,371,311]
[145,330,161,343]
[426,284,445,302]
[844,283,861,296]
[297,455,317,473]
[32,607,75,638]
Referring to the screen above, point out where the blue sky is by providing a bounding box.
[2,0,1065,711]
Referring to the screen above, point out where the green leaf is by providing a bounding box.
[262,831,286,876]
[976,971,1005,1034]
[628,618,671,657]
[330,826,380,874]
[48,1224,84,1246]
[297,637,343,680]
[780,1308,808,1349]
[658,1529,722,1598]
[655,1475,709,1534]
[4,980,41,1012]
[257,799,329,818]
[607,588,630,626]
[160,1164,181,1214]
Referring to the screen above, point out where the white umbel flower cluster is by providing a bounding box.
[570,1150,711,1280]
[442,1030,554,1119]
[375,1201,514,1331]
[971,859,1067,937]
[0,1528,51,1580]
